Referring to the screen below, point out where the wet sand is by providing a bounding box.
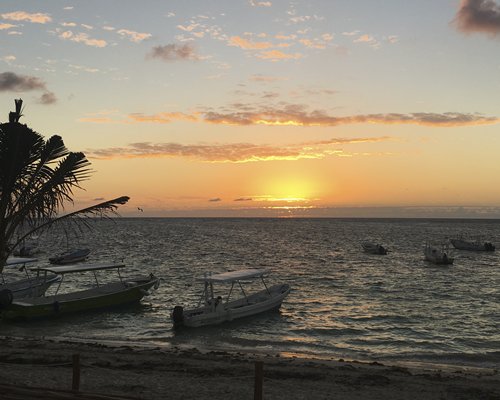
[0,336,498,399]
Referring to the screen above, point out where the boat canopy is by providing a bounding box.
[30,263,126,275]
[5,257,38,266]
[197,268,268,283]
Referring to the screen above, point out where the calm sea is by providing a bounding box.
[2,218,499,369]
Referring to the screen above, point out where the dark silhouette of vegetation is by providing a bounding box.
[0,99,129,269]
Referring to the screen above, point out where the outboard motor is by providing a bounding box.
[0,289,13,309]
[485,242,495,251]
[172,306,184,326]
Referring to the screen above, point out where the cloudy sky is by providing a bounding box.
[1,0,500,217]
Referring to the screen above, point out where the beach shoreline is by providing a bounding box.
[0,336,498,399]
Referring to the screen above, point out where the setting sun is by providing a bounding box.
[257,176,318,205]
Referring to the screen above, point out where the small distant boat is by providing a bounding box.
[424,243,454,265]
[171,268,290,328]
[450,237,495,252]
[12,238,39,257]
[361,242,388,255]
[1,258,60,300]
[49,248,90,265]
[0,262,160,320]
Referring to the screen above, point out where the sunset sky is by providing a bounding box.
[1,0,500,217]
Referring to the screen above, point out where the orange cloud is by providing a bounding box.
[117,29,152,43]
[353,34,380,48]
[1,11,51,24]
[127,112,199,123]
[79,111,199,124]
[202,105,500,127]
[85,136,390,163]
[59,31,107,47]
[256,50,302,60]
[80,104,500,128]
[229,36,273,49]
[299,39,326,49]
[354,34,375,43]
[0,23,17,30]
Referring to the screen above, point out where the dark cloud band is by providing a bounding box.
[0,71,46,92]
[146,43,199,61]
[454,0,500,35]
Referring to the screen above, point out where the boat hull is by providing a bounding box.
[1,276,159,320]
[175,284,290,328]
[450,239,495,252]
[361,242,387,255]
[424,248,454,265]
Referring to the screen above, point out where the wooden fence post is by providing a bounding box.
[72,353,80,392]
[254,360,263,400]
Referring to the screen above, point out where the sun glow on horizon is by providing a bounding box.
[256,175,321,204]
[256,196,309,203]
[264,205,316,210]
[255,119,304,126]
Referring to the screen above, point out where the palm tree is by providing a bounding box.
[0,99,129,269]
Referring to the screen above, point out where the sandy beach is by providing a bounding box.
[0,336,498,400]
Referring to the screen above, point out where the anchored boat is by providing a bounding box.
[424,243,454,265]
[0,262,160,320]
[49,248,90,265]
[450,237,495,252]
[171,268,290,328]
[361,241,388,255]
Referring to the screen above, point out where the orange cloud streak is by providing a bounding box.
[1,11,51,24]
[80,105,500,128]
[128,112,199,123]
[86,137,390,163]
[257,50,303,60]
[203,109,500,127]
[229,36,273,49]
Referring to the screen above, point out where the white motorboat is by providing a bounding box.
[49,248,90,265]
[450,237,495,252]
[1,257,60,300]
[0,262,160,320]
[424,243,454,265]
[171,268,290,328]
[361,241,388,255]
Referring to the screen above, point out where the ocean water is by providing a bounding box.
[1,218,499,369]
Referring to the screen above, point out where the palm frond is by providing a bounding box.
[0,100,130,268]
[12,152,92,227]
[13,196,130,248]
